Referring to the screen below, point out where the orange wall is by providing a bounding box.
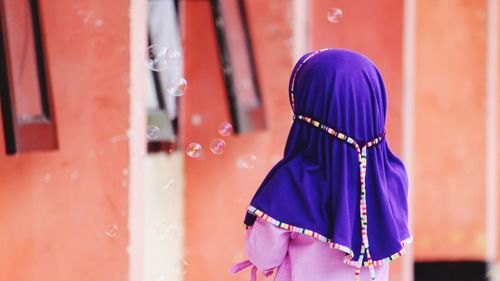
[311,0,404,154]
[182,1,294,280]
[414,0,488,260]
[0,1,131,280]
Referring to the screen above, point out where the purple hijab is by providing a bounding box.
[244,49,412,271]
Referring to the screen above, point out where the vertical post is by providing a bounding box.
[402,0,416,280]
[486,0,499,278]
[292,0,310,60]
[129,0,147,280]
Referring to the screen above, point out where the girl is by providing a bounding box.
[231,49,412,281]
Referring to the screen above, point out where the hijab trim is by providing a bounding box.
[246,114,413,273]
[296,114,385,280]
[244,205,413,268]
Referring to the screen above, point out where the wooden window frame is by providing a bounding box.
[211,0,266,134]
[0,0,58,155]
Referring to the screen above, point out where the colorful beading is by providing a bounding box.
[247,205,354,256]
[245,205,414,269]
[290,48,329,111]
[288,49,387,280]
[295,114,385,281]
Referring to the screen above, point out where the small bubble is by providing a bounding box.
[122,168,129,176]
[145,44,169,71]
[156,223,179,240]
[176,260,189,275]
[216,17,224,27]
[95,19,103,26]
[155,275,168,281]
[270,155,282,165]
[210,139,226,155]
[327,8,343,23]
[146,125,160,140]
[162,179,176,191]
[218,122,233,136]
[167,50,182,66]
[105,224,119,237]
[70,171,80,181]
[223,65,232,75]
[167,78,188,97]
[186,143,203,158]
[191,114,202,126]
[44,174,52,183]
[237,154,257,169]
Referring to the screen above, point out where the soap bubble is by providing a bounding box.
[176,260,189,275]
[156,223,179,240]
[145,44,169,71]
[191,114,202,126]
[186,143,203,158]
[167,50,182,66]
[167,78,188,97]
[146,125,160,140]
[237,154,257,169]
[327,8,343,23]
[162,179,176,191]
[155,275,167,281]
[105,224,119,237]
[218,122,233,136]
[210,139,226,155]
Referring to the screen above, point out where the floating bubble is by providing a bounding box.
[105,224,119,237]
[146,125,160,140]
[156,222,179,240]
[327,8,343,23]
[145,44,169,71]
[167,50,182,66]
[237,154,257,169]
[155,275,168,281]
[70,171,79,181]
[210,139,226,155]
[167,78,188,97]
[162,179,176,191]
[218,122,233,136]
[186,143,202,158]
[175,260,189,275]
[191,114,202,126]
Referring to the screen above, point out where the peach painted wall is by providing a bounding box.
[310,0,404,154]
[0,0,132,280]
[182,1,294,280]
[414,0,488,260]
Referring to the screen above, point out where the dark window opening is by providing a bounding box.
[146,0,181,154]
[415,261,487,281]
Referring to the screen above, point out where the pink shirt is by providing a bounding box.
[232,217,389,281]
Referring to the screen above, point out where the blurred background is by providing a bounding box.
[0,0,499,280]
